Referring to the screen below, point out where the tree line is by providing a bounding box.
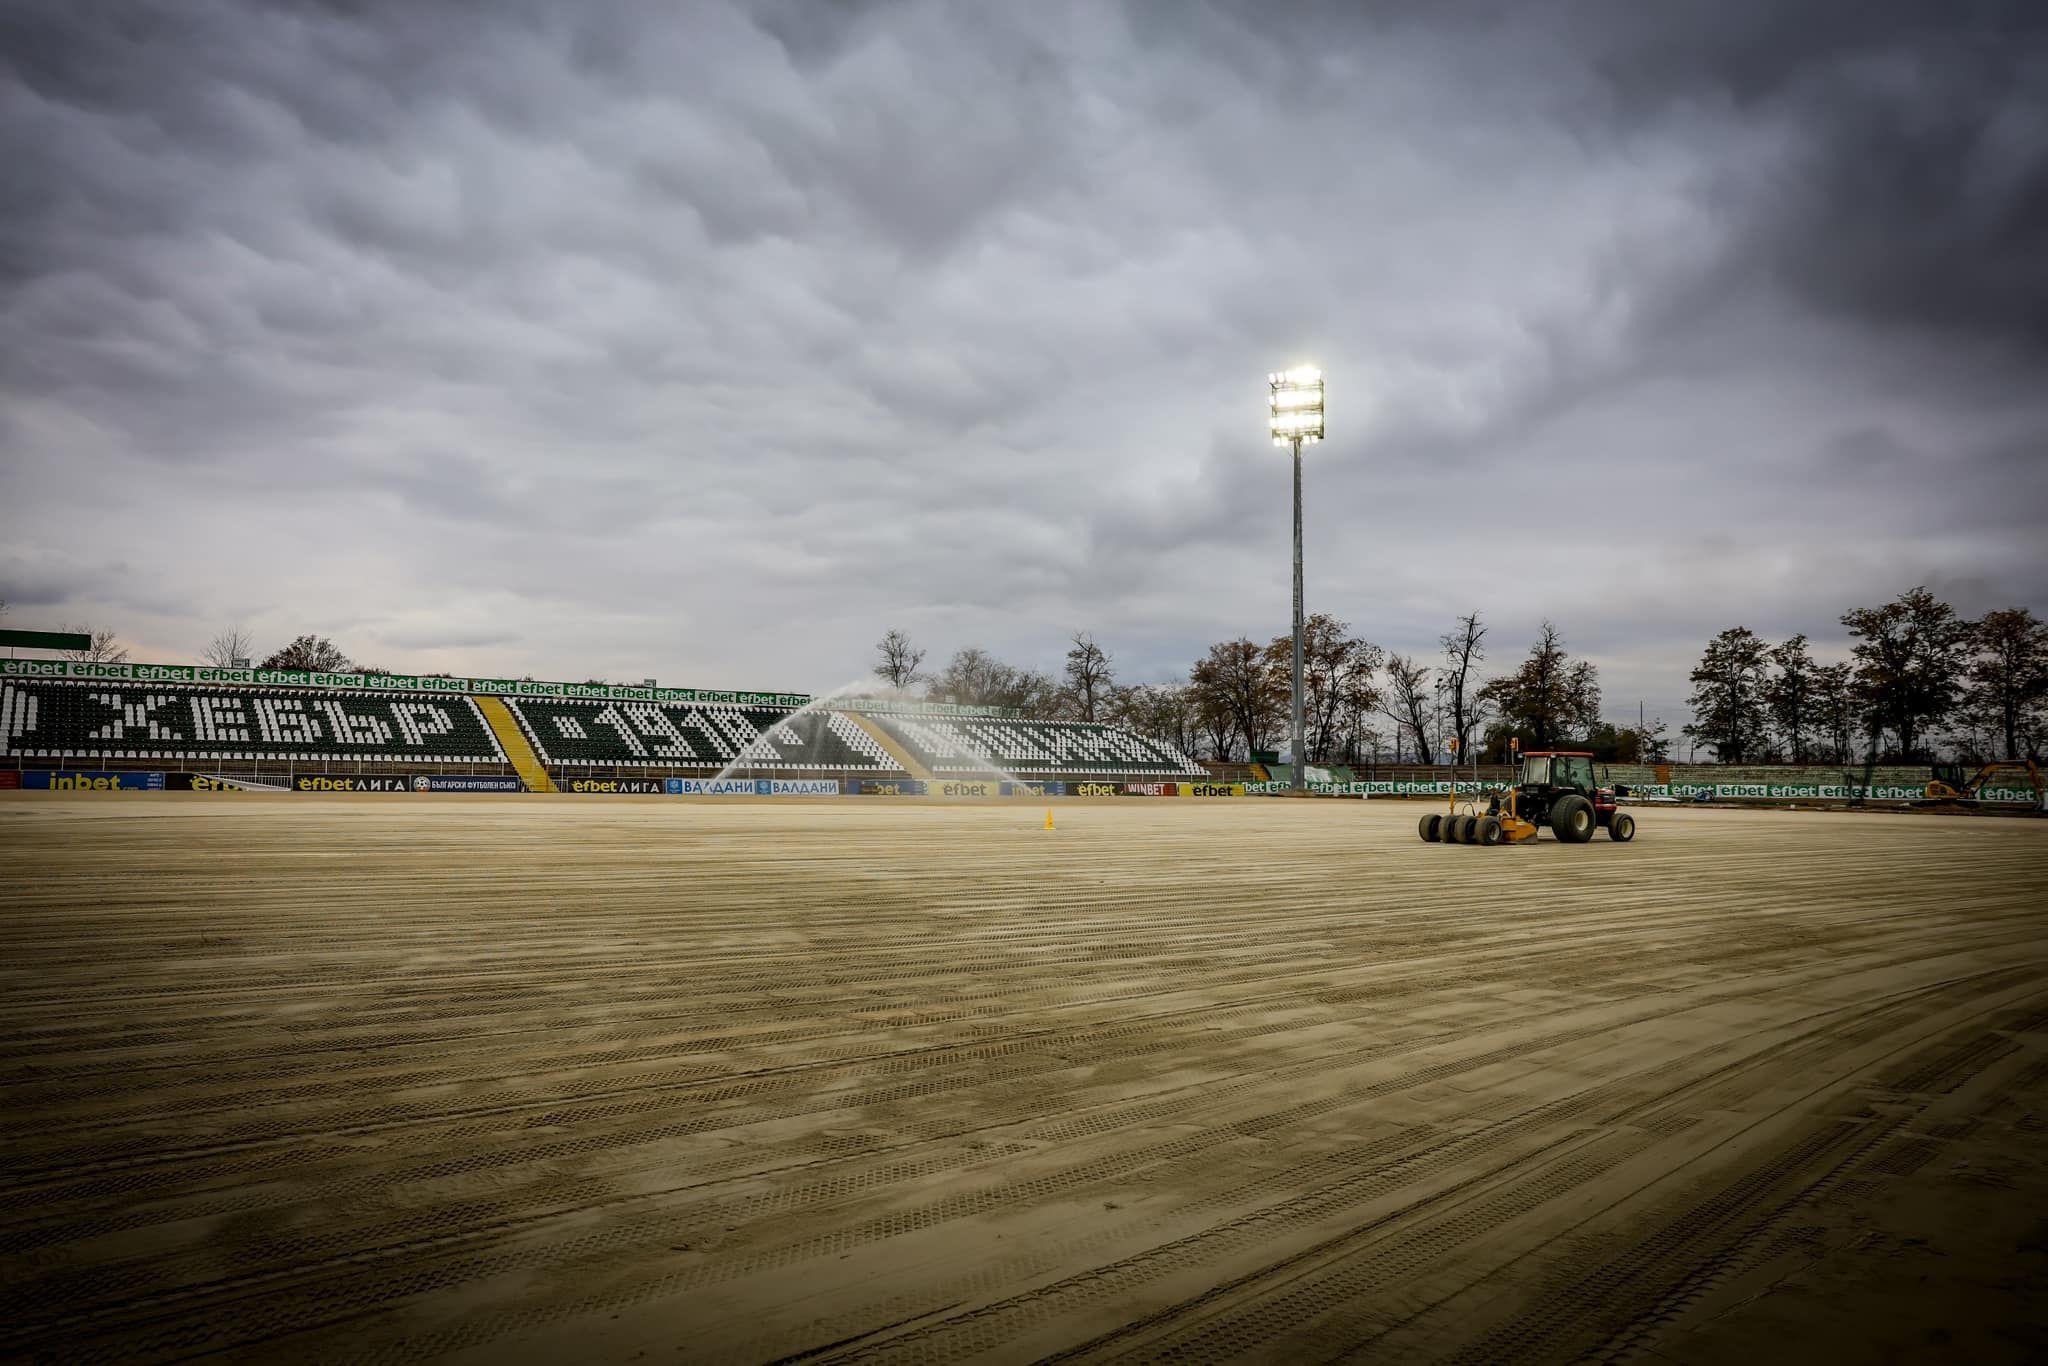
[874,616,1666,767]
[1684,587,2046,765]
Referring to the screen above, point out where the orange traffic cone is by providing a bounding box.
[1044,808,1055,831]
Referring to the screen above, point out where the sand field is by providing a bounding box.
[2,794,2045,1363]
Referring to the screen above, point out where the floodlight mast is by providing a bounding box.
[1268,366,1324,794]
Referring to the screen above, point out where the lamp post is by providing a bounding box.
[1269,365,1324,793]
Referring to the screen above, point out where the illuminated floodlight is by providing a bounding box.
[1268,367,1324,446]
[1268,364,1325,793]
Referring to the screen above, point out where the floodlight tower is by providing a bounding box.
[1269,365,1324,793]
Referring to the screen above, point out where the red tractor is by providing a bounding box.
[1419,750,1636,845]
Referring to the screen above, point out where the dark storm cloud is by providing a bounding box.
[2,0,2044,725]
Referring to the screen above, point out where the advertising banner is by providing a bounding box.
[1001,781,1063,796]
[0,771,18,790]
[858,779,927,796]
[560,777,667,794]
[1069,781,1121,797]
[836,698,1021,719]
[768,779,842,796]
[666,777,764,795]
[0,657,810,709]
[22,771,164,791]
[929,778,1002,798]
[1181,781,1245,797]
[412,775,525,792]
[293,774,412,793]
[1119,782,1180,797]
[167,773,291,792]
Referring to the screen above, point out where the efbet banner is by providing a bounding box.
[1181,781,1245,797]
[928,778,1004,798]
[167,773,289,792]
[294,774,411,793]
[560,777,666,794]
[858,779,927,796]
[0,657,809,709]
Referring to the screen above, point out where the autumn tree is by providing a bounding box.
[1190,637,1282,759]
[1683,627,1771,763]
[1479,621,1600,751]
[1261,614,1383,765]
[1841,586,1972,761]
[1107,683,1200,759]
[872,629,926,690]
[1764,634,1818,763]
[1809,661,1860,765]
[1963,608,2048,760]
[1063,632,1114,722]
[261,635,352,672]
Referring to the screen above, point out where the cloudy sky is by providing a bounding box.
[3,0,2044,727]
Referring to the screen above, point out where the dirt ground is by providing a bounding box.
[1,794,2045,1364]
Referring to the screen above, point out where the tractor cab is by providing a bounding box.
[1519,752,1595,795]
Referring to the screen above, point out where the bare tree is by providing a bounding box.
[1063,632,1115,722]
[1378,653,1435,764]
[63,626,129,664]
[1439,611,1489,757]
[926,647,1061,716]
[872,628,926,690]
[202,625,255,668]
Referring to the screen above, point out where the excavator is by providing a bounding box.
[1923,760,2045,809]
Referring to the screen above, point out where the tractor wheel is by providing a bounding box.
[1607,811,1636,842]
[1419,813,1442,842]
[1476,815,1503,845]
[1550,794,1595,843]
[1453,814,1478,843]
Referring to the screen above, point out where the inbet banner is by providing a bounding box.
[23,770,164,791]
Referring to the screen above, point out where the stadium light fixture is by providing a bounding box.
[1268,365,1324,793]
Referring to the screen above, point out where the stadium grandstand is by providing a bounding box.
[0,663,1206,789]
[866,712,1205,780]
